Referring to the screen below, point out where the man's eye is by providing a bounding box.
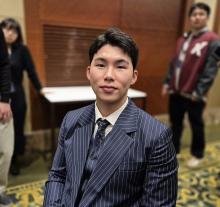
[96,64,105,67]
[117,65,126,69]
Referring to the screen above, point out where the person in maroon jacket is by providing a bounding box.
[162,2,220,168]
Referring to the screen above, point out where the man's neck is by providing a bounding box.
[96,98,128,117]
[191,26,208,35]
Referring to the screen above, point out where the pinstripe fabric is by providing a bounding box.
[43,100,178,207]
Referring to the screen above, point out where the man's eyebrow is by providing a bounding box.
[93,57,129,65]
[116,59,129,65]
[94,57,106,62]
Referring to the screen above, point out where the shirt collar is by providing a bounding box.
[191,27,209,38]
[192,27,209,37]
[184,27,209,38]
[95,98,129,126]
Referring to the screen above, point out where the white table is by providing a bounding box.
[42,86,147,154]
[42,86,146,103]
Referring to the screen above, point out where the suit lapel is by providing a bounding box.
[70,104,95,202]
[80,100,139,206]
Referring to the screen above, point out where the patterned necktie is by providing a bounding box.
[90,118,110,159]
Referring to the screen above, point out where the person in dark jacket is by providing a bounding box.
[162,2,219,168]
[1,18,42,175]
[0,27,14,207]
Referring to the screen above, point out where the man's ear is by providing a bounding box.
[86,66,91,80]
[131,70,138,85]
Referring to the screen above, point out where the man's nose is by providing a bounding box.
[195,14,202,19]
[104,66,115,80]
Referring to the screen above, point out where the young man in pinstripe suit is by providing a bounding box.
[44,28,178,206]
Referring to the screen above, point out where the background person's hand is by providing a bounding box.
[161,85,169,97]
[0,102,12,123]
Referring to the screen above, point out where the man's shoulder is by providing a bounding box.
[134,109,172,146]
[179,31,219,41]
[206,31,219,38]
[200,31,219,41]
[137,108,169,132]
[64,103,94,123]
[60,103,94,139]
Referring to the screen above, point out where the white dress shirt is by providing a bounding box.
[94,98,128,137]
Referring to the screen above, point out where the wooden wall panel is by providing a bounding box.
[214,0,220,33]
[40,0,121,27]
[24,0,45,84]
[43,26,104,86]
[134,76,169,113]
[24,0,186,129]
[120,0,182,31]
[24,0,48,129]
[182,0,195,32]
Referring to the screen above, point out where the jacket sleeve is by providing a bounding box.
[194,40,220,98]
[163,37,181,86]
[163,61,175,86]
[43,114,68,206]
[139,128,178,207]
[0,29,11,102]
[22,46,42,91]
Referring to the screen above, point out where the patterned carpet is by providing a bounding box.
[177,141,220,207]
[6,141,220,207]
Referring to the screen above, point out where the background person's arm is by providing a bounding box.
[193,40,220,100]
[22,45,42,91]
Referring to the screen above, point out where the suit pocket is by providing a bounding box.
[118,161,147,172]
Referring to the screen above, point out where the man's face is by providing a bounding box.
[189,8,209,31]
[87,44,138,112]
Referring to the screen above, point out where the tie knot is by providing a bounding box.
[96,118,110,131]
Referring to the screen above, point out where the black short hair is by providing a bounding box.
[0,18,23,46]
[89,28,139,69]
[188,2,211,17]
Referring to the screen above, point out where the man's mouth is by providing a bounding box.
[100,86,117,93]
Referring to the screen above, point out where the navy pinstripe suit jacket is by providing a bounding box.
[44,100,178,207]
